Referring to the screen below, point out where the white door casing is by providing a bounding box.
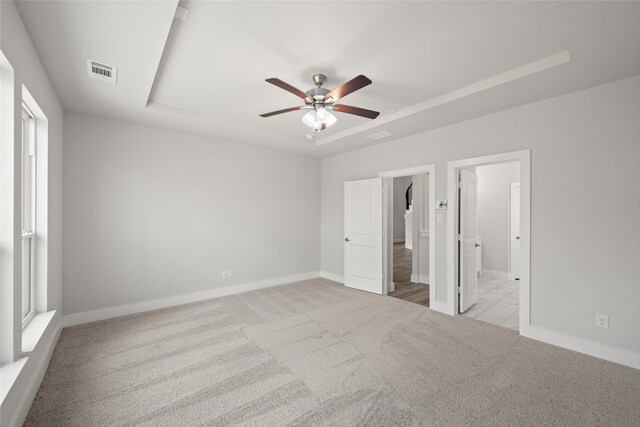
[510,182,521,280]
[459,170,478,313]
[344,178,383,294]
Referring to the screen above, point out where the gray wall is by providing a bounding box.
[63,113,320,315]
[476,162,520,273]
[321,75,640,353]
[393,176,412,241]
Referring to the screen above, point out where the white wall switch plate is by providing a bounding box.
[228,269,234,278]
[595,314,609,329]
[222,270,228,279]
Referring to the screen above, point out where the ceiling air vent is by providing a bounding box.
[86,59,117,83]
[364,130,393,140]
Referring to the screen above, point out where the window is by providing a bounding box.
[21,104,36,325]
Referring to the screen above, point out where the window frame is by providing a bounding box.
[21,103,36,327]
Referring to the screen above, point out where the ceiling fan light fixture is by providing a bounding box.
[303,108,337,131]
[302,110,317,127]
[324,110,337,127]
[262,74,378,132]
[316,107,329,121]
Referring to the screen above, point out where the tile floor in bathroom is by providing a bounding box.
[462,275,519,330]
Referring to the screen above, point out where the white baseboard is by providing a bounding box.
[393,238,405,243]
[429,301,453,315]
[410,274,430,284]
[521,325,640,370]
[320,271,344,284]
[481,269,509,280]
[7,317,62,427]
[63,271,320,327]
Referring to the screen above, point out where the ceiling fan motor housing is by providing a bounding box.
[306,87,330,104]
[312,73,327,87]
[306,74,332,107]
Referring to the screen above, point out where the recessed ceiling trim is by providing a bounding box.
[143,0,181,107]
[147,100,300,142]
[315,50,571,147]
[174,5,190,21]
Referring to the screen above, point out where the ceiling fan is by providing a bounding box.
[260,74,380,132]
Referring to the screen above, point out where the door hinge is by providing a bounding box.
[457,234,462,241]
[458,286,462,294]
[458,181,462,189]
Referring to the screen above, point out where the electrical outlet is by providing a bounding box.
[595,314,609,329]
[228,269,234,278]
[222,270,228,279]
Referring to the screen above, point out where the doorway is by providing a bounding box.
[380,165,436,308]
[342,165,436,305]
[457,162,521,329]
[447,150,530,333]
[387,175,429,306]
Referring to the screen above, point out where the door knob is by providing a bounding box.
[516,236,520,240]
[475,243,480,247]
[345,237,350,242]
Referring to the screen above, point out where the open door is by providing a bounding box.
[459,170,478,312]
[344,178,383,294]
[510,182,521,280]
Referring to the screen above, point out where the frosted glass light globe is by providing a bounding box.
[302,110,317,127]
[316,107,329,122]
[324,111,337,127]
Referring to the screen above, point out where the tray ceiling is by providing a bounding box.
[15,1,640,157]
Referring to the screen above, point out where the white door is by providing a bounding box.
[459,170,478,313]
[510,182,521,280]
[344,178,383,294]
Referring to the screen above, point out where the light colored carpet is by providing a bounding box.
[26,278,640,426]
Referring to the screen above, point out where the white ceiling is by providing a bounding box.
[15,1,640,157]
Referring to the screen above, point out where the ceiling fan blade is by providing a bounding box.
[324,75,372,102]
[331,104,380,119]
[259,106,304,118]
[265,78,310,100]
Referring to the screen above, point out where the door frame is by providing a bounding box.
[447,150,530,333]
[379,164,437,310]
